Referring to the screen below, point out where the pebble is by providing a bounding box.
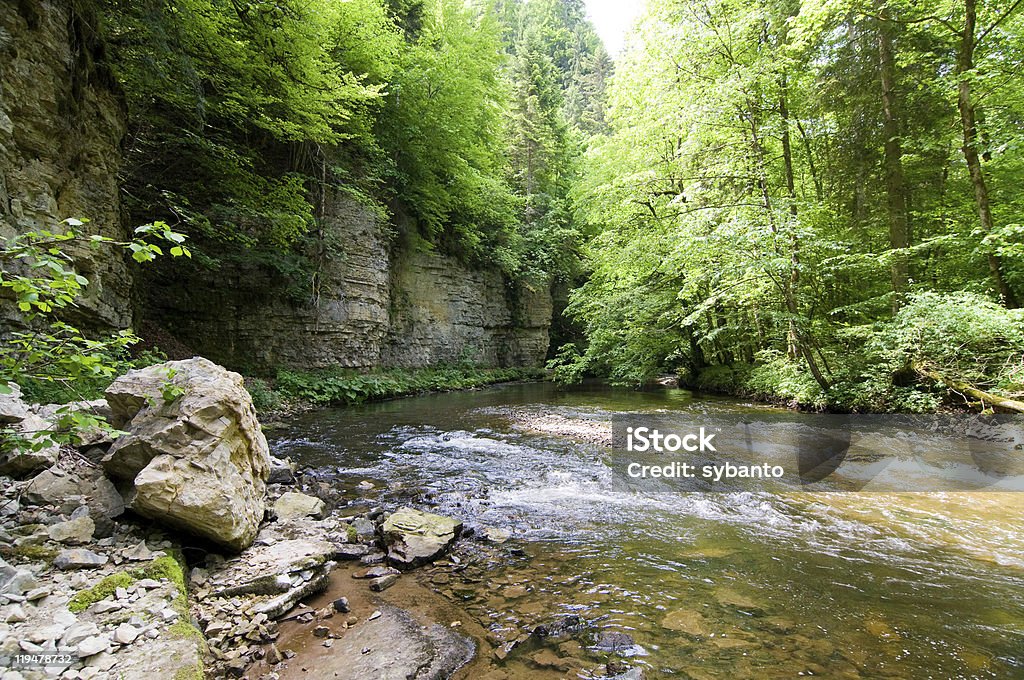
[313,626,330,638]
[5,604,26,623]
[332,597,350,614]
[368,610,382,621]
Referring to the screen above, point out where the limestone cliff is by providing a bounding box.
[1,2,552,369]
[0,0,130,328]
[142,194,552,372]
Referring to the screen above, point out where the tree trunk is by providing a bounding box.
[915,364,1024,413]
[958,0,1019,308]
[747,89,831,392]
[876,2,911,312]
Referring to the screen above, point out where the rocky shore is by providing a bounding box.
[0,358,644,680]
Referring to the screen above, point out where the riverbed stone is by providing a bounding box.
[303,604,473,679]
[102,358,271,552]
[273,492,326,520]
[662,609,709,637]
[267,456,296,485]
[382,507,462,570]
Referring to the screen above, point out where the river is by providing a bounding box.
[269,382,1024,679]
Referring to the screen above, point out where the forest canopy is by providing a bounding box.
[102,0,609,289]
[553,0,1024,412]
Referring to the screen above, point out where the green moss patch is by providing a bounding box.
[69,572,137,613]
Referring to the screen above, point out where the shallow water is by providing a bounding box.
[271,382,1024,679]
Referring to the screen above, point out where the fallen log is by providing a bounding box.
[914,364,1024,413]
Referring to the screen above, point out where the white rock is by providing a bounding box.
[112,623,139,645]
[103,359,270,551]
[60,622,99,648]
[273,492,326,520]
[5,605,26,623]
[75,635,108,658]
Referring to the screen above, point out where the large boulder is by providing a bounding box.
[102,358,270,552]
[383,508,462,570]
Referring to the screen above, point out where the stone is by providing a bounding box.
[61,622,100,647]
[24,465,124,522]
[353,566,399,580]
[122,541,160,562]
[0,383,29,424]
[54,549,107,570]
[112,623,139,645]
[662,609,709,637]
[267,457,296,485]
[299,604,473,680]
[714,587,764,614]
[103,358,271,552]
[273,492,326,521]
[369,574,398,592]
[76,636,109,658]
[313,626,330,638]
[335,544,370,561]
[47,516,95,545]
[87,652,119,672]
[204,538,335,619]
[0,559,38,595]
[332,597,350,614]
[0,414,59,477]
[593,631,636,652]
[382,508,463,570]
[6,604,26,623]
[352,518,376,540]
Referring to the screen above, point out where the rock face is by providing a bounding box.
[143,195,553,372]
[383,508,462,570]
[0,0,131,329]
[102,358,270,551]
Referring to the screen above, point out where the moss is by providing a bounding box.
[172,662,205,680]
[7,544,59,563]
[131,551,191,617]
[346,524,358,543]
[68,572,137,613]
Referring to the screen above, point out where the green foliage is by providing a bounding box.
[270,365,545,409]
[0,220,188,449]
[561,0,1024,412]
[102,0,605,298]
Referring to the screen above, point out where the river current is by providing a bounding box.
[270,382,1024,679]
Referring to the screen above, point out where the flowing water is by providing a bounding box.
[270,382,1024,679]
